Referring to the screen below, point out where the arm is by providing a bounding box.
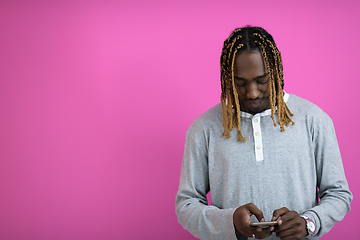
[176,131,236,239]
[272,113,352,239]
[175,132,237,240]
[176,128,273,239]
[302,114,353,237]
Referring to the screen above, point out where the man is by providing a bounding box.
[175,26,352,240]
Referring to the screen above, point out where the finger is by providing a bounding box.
[244,203,265,222]
[275,223,302,240]
[254,226,271,232]
[274,211,305,238]
[233,204,263,237]
[275,228,293,240]
[272,207,290,223]
[274,213,294,232]
[277,211,299,227]
[252,226,273,239]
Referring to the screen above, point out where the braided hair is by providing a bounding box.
[220,26,294,141]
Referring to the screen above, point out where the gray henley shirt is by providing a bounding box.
[175,93,352,240]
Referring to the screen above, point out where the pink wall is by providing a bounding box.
[0,0,359,239]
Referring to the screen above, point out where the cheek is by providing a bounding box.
[260,83,271,95]
[235,87,246,99]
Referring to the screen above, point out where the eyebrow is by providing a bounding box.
[234,72,269,81]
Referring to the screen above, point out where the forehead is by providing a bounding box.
[234,50,267,76]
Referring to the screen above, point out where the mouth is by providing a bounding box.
[247,99,263,108]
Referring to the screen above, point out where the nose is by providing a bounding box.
[246,82,260,100]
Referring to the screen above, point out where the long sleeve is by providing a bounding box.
[301,112,353,238]
[175,131,238,240]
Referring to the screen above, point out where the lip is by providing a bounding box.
[247,99,263,108]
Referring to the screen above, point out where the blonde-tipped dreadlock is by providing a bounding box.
[220,26,294,141]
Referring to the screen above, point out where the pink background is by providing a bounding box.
[0,0,359,239]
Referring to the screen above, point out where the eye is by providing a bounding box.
[235,81,246,87]
[257,77,269,85]
[258,79,269,85]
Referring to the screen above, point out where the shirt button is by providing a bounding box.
[256,145,261,149]
[255,132,259,136]
[254,119,258,123]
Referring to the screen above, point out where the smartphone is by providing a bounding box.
[250,221,278,227]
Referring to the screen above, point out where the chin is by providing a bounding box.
[248,107,267,115]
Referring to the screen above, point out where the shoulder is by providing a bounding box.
[288,94,331,119]
[287,93,333,127]
[186,103,223,138]
[192,103,223,125]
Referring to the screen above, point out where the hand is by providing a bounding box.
[233,203,273,239]
[271,207,307,240]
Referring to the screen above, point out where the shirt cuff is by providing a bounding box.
[301,210,321,237]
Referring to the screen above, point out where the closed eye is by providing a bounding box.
[234,72,269,86]
[235,81,246,87]
[258,79,269,84]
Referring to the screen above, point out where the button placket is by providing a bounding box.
[252,115,263,161]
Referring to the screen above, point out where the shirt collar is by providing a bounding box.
[240,91,289,118]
